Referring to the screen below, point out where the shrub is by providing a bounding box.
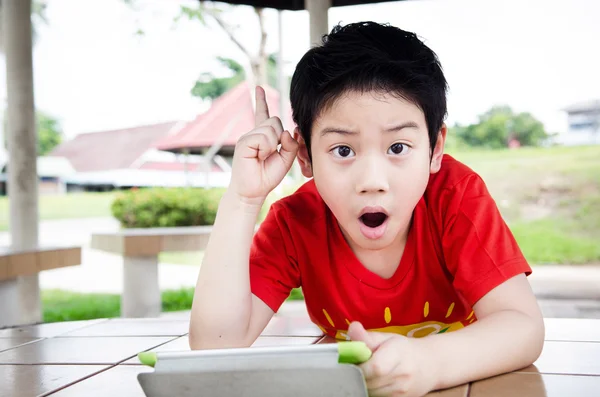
[111,187,226,228]
[257,181,305,223]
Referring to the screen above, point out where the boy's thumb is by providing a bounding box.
[347,322,394,351]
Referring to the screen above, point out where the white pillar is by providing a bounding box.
[277,10,300,183]
[0,279,21,327]
[2,0,41,327]
[58,179,67,194]
[122,256,161,318]
[0,57,8,172]
[277,10,286,123]
[306,0,331,47]
[183,149,190,187]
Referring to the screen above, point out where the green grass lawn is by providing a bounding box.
[159,251,204,266]
[41,288,197,322]
[0,191,117,231]
[448,145,600,264]
[41,287,304,323]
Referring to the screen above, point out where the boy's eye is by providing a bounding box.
[388,143,409,155]
[332,145,355,158]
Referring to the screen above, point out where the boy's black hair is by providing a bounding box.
[290,21,448,160]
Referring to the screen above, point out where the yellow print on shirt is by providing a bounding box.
[322,302,475,340]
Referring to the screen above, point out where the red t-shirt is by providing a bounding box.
[250,154,531,339]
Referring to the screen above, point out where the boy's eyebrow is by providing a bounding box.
[319,121,421,137]
[319,127,359,136]
[385,121,421,133]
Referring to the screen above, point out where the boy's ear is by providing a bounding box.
[293,128,313,178]
[430,124,447,174]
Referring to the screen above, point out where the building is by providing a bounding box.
[557,99,600,146]
[1,82,295,194]
[0,156,76,196]
[45,121,233,191]
[155,81,295,188]
[156,81,293,158]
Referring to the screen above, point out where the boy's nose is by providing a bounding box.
[355,156,389,194]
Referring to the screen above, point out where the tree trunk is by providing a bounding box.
[202,5,268,88]
[250,57,266,87]
[253,7,268,87]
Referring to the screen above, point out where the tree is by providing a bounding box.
[125,1,273,95]
[3,110,63,155]
[191,54,279,100]
[36,111,62,155]
[191,57,245,100]
[177,2,269,86]
[452,106,550,148]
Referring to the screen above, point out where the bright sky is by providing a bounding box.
[29,0,600,138]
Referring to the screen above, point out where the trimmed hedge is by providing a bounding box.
[111,187,226,228]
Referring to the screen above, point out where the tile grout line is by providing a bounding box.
[515,370,600,377]
[0,319,110,340]
[116,335,184,365]
[41,318,112,339]
[544,339,600,343]
[5,327,182,397]
[315,335,327,344]
[0,363,114,366]
[39,364,116,397]
[0,337,48,355]
[54,334,187,338]
[260,335,324,338]
[37,333,182,395]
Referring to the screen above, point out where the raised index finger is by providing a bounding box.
[254,85,270,127]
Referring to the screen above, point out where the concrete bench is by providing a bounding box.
[90,226,212,318]
[0,245,81,282]
[0,245,82,327]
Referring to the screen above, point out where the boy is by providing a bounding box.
[190,21,544,397]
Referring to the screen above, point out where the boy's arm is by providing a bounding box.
[422,274,545,390]
[189,86,299,350]
[420,173,544,388]
[188,192,275,349]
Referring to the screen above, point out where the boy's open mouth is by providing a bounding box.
[359,212,388,228]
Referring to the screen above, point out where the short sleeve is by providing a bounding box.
[249,203,300,313]
[441,174,532,306]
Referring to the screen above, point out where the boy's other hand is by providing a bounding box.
[348,322,436,397]
[229,85,299,207]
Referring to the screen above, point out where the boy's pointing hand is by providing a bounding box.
[229,86,299,207]
[348,322,436,397]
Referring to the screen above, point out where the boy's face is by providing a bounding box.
[296,91,446,253]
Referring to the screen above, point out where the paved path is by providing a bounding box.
[39,248,200,293]
[1,218,599,318]
[528,264,600,318]
[0,218,200,293]
[0,217,118,247]
[528,264,600,300]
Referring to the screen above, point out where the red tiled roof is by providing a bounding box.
[155,81,295,153]
[49,122,182,172]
